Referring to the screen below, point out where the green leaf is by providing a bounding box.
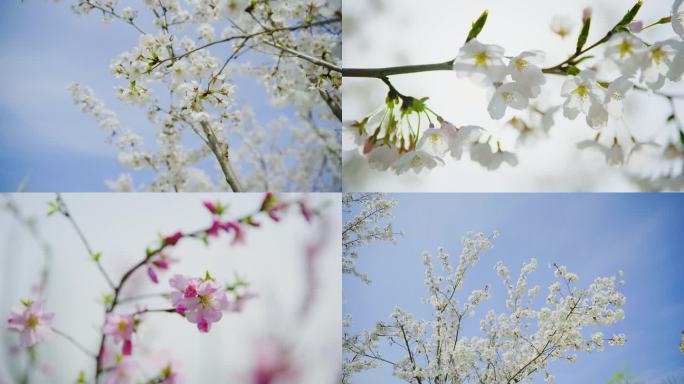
[205,270,213,281]
[20,299,34,307]
[576,16,591,53]
[567,66,581,76]
[616,1,642,28]
[465,10,488,43]
[103,294,113,307]
[47,200,59,216]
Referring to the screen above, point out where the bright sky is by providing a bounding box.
[342,0,684,192]
[0,193,341,383]
[0,1,309,191]
[344,193,684,383]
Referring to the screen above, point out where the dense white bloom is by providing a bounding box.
[120,6,137,21]
[453,39,507,83]
[217,0,250,20]
[343,231,626,383]
[342,194,400,284]
[105,173,134,192]
[197,23,215,42]
[604,32,645,75]
[487,82,530,119]
[64,0,342,191]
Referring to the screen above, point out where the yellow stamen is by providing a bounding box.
[618,39,633,59]
[572,85,589,98]
[26,315,39,329]
[474,51,489,67]
[514,58,528,70]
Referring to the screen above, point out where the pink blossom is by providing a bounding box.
[207,219,222,237]
[163,231,183,246]
[206,220,244,244]
[251,342,298,384]
[169,274,230,333]
[106,357,138,384]
[221,221,244,245]
[151,356,181,384]
[103,313,135,356]
[7,301,54,347]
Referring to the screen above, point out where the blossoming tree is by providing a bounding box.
[52,0,341,192]
[344,0,684,190]
[342,232,627,383]
[342,192,401,284]
[3,193,330,383]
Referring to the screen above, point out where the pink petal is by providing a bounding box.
[122,339,132,356]
[147,267,159,284]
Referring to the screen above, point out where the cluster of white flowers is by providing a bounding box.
[63,0,341,191]
[342,193,401,284]
[345,1,684,189]
[343,231,627,383]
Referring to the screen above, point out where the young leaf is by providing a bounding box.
[466,10,488,43]
[616,1,642,28]
[576,17,591,53]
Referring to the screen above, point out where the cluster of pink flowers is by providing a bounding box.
[103,313,136,355]
[169,273,233,333]
[7,301,54,347]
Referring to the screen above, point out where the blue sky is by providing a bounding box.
[344,193,684,383]
[0,1,314,191]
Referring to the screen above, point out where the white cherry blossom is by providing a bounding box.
[453,39,507,83]
[487,82,531,120]
[604,32,645,75]
[507,51,546,96]
[560,70,604,120]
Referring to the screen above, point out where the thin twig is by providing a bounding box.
[52,327,97,358]
[57,194,116,290]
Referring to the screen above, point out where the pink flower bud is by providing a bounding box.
[163,231,183,246]
[582,7,592,21]
[203,201,218,214]
[147,267,159,284]
[628,20,643,32]
[362,139,375,155]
